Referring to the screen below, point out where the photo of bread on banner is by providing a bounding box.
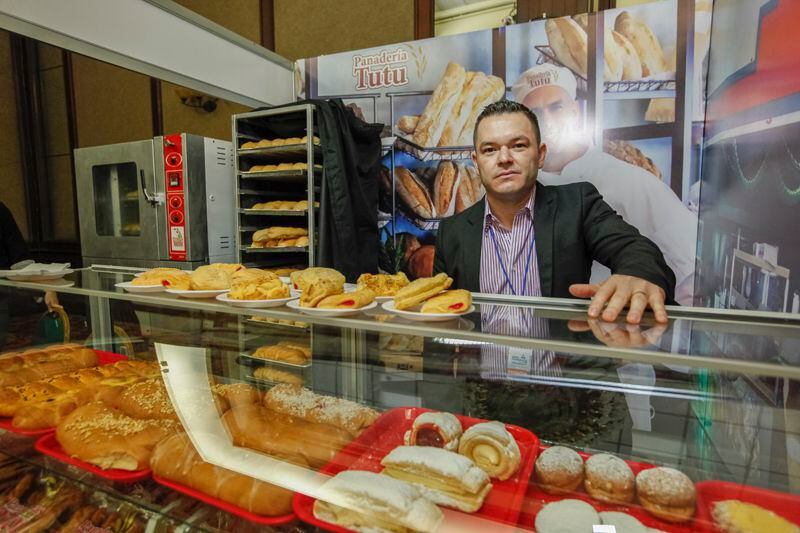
[251,226,309,248]
[396,62,505,147]
[393,273,472,314]
[294,267,375,309]
[395,161,485,220]
[544,11,671,82]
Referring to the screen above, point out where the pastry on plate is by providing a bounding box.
[584,453,635,504]
[381,445,491,512]
[535,499,601,533]
[294,267,346,307]
[636,466,696,523]
[393,273,453,310]
[711,500,799,533]
[229,277,290,300]
[535,445,584,495]
[132,267,186,286]
[420,289,472,314]
[458,421,520,481]
[159,270,192,290]
[356,272,410,297]
[317,289,376,309]
[231,268,278,285]
[404,411,462,451]
[313,470,443,533]
[189,265,231,290]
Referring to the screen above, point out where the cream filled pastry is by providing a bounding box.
[404,411,463,451]
[458,421,521,481]
[381,445,491,513]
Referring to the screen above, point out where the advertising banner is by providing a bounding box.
[297,0,713,305]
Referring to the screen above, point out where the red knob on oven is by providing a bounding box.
[166,153,182,167]
[169,196,183,209]
[169,211,184,225]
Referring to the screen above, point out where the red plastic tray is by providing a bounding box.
[293,407,540,532]
[520,446,707,532]
[153,475,297,526]
[0,349,128,436]
[695,480,800,532]
[35,432,150,483]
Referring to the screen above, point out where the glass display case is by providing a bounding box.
[0,266,798,532]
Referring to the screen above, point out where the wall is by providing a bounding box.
[273,0,415,60]
[435,0,514,36]
[0,30,27,239]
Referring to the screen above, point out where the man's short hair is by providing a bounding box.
[473,99,541,147]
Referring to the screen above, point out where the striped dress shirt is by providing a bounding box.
[478,189,560,380]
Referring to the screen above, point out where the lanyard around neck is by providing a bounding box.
[488,216,536,296]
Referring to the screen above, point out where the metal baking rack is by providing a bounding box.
[534,45,676,98]
[393,136,473,162]
[242,246,309,254]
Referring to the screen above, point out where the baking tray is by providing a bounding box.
[694,480,800,532]
[238,351,312,369]
[0,349,128,436]
[152,475,297,526]
[245,317,310,332]
[293,407,539,531]
[238,142,322,158]
[242,246,309,254]
[240,209,309,216]
[239,166,322,180]
[35,432,151,483]
[520,446,701,532]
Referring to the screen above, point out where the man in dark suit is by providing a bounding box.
[434,100,674,324]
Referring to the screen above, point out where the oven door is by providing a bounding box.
[74,140,166,262]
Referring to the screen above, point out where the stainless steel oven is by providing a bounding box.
[75,134,235,268]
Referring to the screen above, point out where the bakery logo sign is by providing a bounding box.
[352,48,409,91]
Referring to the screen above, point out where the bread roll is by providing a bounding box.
[0,347,98,387]
[252,227,308,243]
[393,273,453,310]
[604,29,624,82]
[395,167,435,219]
[252,367,303,385]
[252,345,308,365]
[151,433,294,516]
[397,115,419,134]
[57,401,180,470]
[433,161,459,217]
[612,30,643,80]
[455,74,505,147]
[546,17,588,78]
[614,12,668,77]
[189,265,230,291]
[263,384,379,437]
[99,378,177,421]
[221,403,350,469]
[413,62,467,147]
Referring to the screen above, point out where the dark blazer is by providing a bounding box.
[433,182,676,302]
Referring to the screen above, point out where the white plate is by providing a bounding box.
[116,281,165,293]
[5,270,73,282]
[279,276,291,284]
[286,299,377,317]
[216,293,297,308]
[165,288,228,298]
[381,300,475,322]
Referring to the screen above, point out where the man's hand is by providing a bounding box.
[567,318,667,348]
[569,275,668,324]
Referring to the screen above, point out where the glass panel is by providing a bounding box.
[0,281,798,533]
[91,162,141,236]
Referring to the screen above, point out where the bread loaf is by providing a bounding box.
[263,384,379,437]
[57,401,180,470]
[98,378,177,421]
[546,17,588,78]
[395,167,435,219]
[614,11,668,77]
[151,433,294,516]
[222,403,351,469]
[0,347,97,387]
[413,62,467,147]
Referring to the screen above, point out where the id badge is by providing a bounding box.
[507,346,532,375]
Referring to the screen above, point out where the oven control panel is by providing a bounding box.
[164,134,187,261]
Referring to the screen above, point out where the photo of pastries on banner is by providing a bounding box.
[542,10,676,86]
[395,61,505,148]
[388,160,485,222]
